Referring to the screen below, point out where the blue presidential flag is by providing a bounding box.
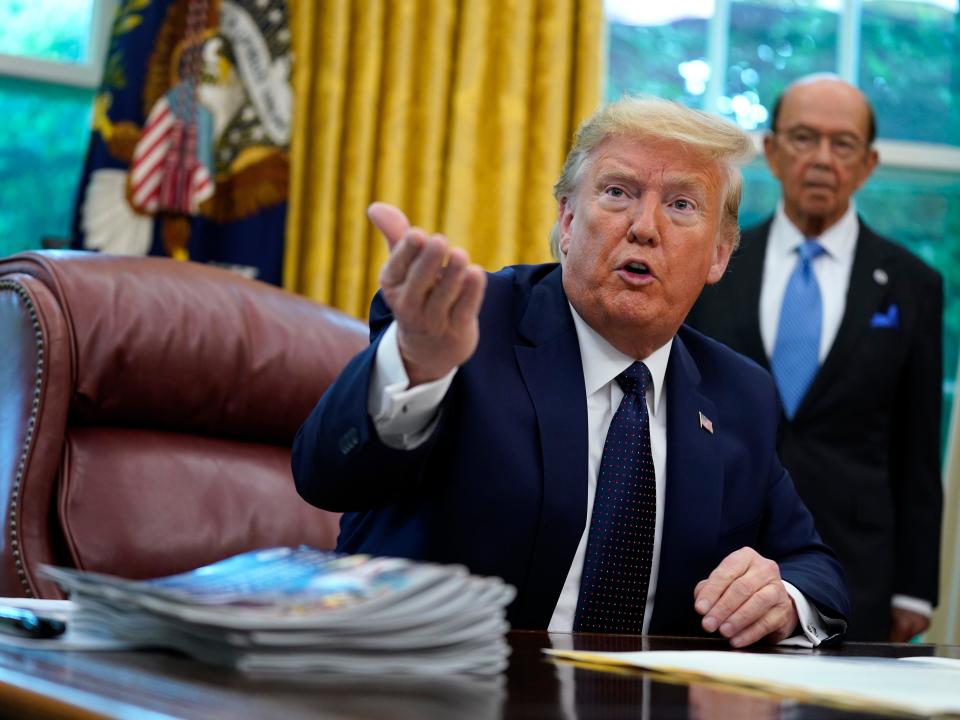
[72,0,292,284]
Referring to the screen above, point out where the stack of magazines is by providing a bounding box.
[41,546,515,675]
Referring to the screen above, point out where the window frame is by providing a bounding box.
[0,0,116,89]
[697,0,960,173]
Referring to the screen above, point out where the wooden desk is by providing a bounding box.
[0,632,956,719]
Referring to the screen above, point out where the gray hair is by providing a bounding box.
[550,96,754,258]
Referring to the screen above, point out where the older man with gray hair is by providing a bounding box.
[293,96,850,646]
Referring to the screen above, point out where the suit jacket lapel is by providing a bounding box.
[650,334,724,634]
[513,266,590,628]
[797,220,891,417]
[727,222,770,369]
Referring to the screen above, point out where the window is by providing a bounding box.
[606,3,713,108]
[607,0,960,449]
[606,0,959,143]
[0,0,110,86]
[0,0,112,258]
[860,0,959,145]
[726,0,839,128]
[0,77,94,255]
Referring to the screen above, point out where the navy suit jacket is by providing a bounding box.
[293,263,849,635]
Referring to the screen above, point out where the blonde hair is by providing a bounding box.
[550,96,754,258]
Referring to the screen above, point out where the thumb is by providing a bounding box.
[367,202,411,250]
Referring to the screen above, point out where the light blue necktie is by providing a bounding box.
[771,240,827,419]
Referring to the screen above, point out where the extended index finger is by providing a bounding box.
[367,202,411,250]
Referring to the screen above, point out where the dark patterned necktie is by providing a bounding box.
[573,361,656,633]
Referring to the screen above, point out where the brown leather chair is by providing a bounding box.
[0,251,368,598]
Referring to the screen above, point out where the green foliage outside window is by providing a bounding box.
[860,3,960,145]
[608,2,959,141]
[726,1,838,127]
[0,0,98,258]
[0,0,96,64]
[606,19,709,106]
[0,76,93,256]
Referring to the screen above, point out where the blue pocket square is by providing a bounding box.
[870,304,899,329]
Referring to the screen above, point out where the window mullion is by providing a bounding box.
[838,0,862,85]
[704,0,732,115]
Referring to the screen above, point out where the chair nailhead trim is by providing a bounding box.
[1,279,44,597]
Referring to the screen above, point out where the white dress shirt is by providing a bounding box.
[546,305,670,633]
[759,202,931,620]
[368,313,836,642]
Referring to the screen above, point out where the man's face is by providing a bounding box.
[558,135,733,358]
[764,79,878,235]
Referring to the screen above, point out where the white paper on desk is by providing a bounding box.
[898,655,960,670]
[543,649,960,717]
[0,597,131,651]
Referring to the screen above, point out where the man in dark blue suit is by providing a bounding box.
[293,97,849,646]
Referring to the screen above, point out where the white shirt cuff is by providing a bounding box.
[368,322,456,448]
[778,581,846,648]
[891,594,932,618]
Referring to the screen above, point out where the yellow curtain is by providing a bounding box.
[928,380,960,644]
[284,0,603,318]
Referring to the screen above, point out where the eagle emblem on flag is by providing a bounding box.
[78,0,291,276]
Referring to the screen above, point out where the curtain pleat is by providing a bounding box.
[286,0,602,319]
[929,379,960,644]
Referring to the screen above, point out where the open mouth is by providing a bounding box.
[621,261,652,278]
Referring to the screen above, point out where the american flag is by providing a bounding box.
[129,0,212,215]
[699,411,714,434]
[129,97,213,214]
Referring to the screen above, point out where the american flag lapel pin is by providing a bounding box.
[698,411,714,434]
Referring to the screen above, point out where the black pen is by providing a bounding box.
[0,605,66,639]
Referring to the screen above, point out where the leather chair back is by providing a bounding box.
[0,251,367,597]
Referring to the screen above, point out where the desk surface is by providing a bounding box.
[1,632,957,719]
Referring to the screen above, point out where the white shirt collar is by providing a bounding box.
[568,303,672,417]
[770,200,859,266]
